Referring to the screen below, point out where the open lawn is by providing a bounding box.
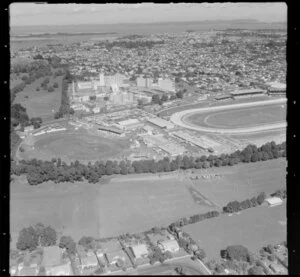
[19,128,130,163]
[186,104,286,129]
[191,159,286,207]
[13,74,63,120]
[183,203,286,260]
[96,175,215,238]
[10,176,100,247]
[10,173,215,248]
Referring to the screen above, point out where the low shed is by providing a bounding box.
[265,197,283,207]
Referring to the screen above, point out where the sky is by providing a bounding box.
[10,2,287,26]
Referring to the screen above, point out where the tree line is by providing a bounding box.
[54,70,74,119]
[11,141,286,186]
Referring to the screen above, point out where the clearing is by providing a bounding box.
[190,159,286,207]
[183,202,286,260]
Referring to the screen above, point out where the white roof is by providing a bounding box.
[267,82,286,89]
[265,197,283,205]
[231,89,264,95]
[118,118,140,126]
[131,244,148,255]
[147,117,174,129]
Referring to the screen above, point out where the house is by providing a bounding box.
[45,262,72,276]
[80,252,99,270]
[42,246,63,267]
[265,197,283,207]
[18,265,38,276]
[130,244,149,259]
[269,263,287,274]
[10,265,17,276]
[158,240,180,253]
[105,250,127,265]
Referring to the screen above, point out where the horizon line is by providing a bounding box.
[10,19,287,28]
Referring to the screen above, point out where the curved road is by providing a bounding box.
[170,98,287,134]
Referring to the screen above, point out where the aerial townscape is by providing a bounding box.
[9,3,287,276]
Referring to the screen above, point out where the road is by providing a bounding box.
[103,255,209,276]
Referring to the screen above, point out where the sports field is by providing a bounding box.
[19,128,130,163]
[186,104,286,129]
[191,159,286,207]
[183,203,286,260]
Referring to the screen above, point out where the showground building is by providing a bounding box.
[230,88,266,99]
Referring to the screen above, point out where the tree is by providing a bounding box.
[176,91,184,99]
[16,227,39,251]
[40,226,57,247]
[30,117,42,129]
[59,236,76,255]
[161,94,169,102]
[257,192,266,205]
[248,266,265,275]
[222,245,250,262]
[48,86,54,92]
[78,236,95,249]
[151,94,161,104]
[250,196,258,207]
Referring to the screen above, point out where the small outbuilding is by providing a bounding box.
[130,244,149,259]
[265,197,283,207]
[158,240,180,253]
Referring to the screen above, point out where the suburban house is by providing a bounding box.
[42,246,64,267]
[158,240,180,253]
[265,197,283,207]
[80,251,99,270]
[18,265,39,276]
[129,244,149,259]
[45,262,73,276]
[105,250,127,265]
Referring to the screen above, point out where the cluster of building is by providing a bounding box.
[70,71,177,114]
[214,84,286,102]
[10,230,184,276]
[13,29,286,98]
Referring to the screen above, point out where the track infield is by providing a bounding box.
[170,98,286,134]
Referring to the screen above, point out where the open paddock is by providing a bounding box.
[13,75,63,120]
[10,173,216,247]
[191,159,286,207]
[96,176,215,238]
[183,203,286,260]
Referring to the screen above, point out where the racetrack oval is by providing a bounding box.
[170,98,287,134]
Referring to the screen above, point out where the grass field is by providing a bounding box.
[191,159,286,207]
[186,104,286,129]
[96,175,215,238]
[10,174,215,247]
[10,159,286,251]
[19,128,130,163]
[13,74,63,120]
[183,203,286,260]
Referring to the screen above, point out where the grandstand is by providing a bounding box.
[230,89,266,99]
[172,131,220,151]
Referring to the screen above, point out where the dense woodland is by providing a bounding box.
[11,141,286,186]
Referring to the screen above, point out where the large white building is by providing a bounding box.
[158,78,176,93]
